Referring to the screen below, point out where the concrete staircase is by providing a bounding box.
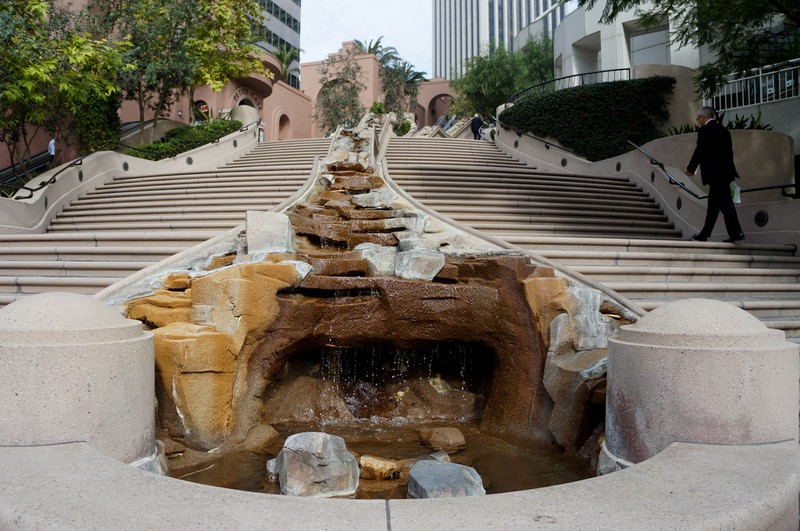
[0,138,330,308]
[386,137,800,343]
[3,134,799,344]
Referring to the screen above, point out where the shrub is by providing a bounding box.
[394,121,412,136]
[668,111,773,136]
[124,120,243,161]
[499,76,676,161]
[369,101,386,114]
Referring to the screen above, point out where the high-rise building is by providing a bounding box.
[254,0,302,88]
[433,0,572,79]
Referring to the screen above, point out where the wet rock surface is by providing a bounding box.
[407,460,485,498]
[273,432,359,498]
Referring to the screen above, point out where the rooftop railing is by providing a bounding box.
[508,68,631,104]
[704,58,800,112]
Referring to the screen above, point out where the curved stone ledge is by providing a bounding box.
[0,440,797,530]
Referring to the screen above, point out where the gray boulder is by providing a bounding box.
[275,432,359,497]
[407,460,485,498]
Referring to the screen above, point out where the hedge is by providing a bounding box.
[124,120,243,161]
[499,76,676,161]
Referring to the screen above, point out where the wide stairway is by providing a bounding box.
[387,137,800,343]
[0,138,330,308]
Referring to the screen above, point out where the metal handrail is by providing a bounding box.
[627,140,798,200]
[11,118,262,201]
[508,68,631,104]
[627,141,705,199]
[11,156,87,201]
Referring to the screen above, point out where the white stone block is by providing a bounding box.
[354,243,398,277]
[395,249,446,280]
[245,211,294,254]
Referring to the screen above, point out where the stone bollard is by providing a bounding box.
[601,298,799,473]
[0,292,155,466]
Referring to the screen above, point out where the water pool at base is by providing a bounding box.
[169,422,593,499]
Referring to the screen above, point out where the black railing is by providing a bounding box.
[8,118,262,201]
[627,140,798,200]
[508,68,631,105]
[9,155,87,201]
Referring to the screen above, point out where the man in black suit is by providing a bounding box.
[470,114,483,140]
[684,106,744,243]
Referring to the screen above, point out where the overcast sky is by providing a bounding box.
[300,0,433,76]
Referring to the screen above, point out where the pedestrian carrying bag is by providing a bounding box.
[730,182,741,204]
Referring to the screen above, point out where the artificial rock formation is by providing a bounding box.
[124,113,620,460]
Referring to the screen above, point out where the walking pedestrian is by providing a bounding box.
[470,114,483,140]
[684,106,744,243]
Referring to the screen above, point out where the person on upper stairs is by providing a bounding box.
[684,106,744,243]
[470,114,483,140]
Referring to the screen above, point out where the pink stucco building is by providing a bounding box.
[3,24,452,171]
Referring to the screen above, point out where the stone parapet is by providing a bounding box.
[0,440,797,529]
[0,292,155,464]
[605,297,799,468]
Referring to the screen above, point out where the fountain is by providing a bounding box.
[0,112,797,526]
[118,113,629,494]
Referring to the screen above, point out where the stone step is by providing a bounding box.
[0,293,20,309]
[61,197,298,213]
[757,317,800,338]
[0,260,152,277]
[107,169,311,185]
[58,203,292,217]
[535,249,800,269]
[0,275,120,295]
[421,200,666,217]
[444,211,674,228]
[47,220,241,232]
[70,190,299,206]
[85,179,307,195]
[390,168,632,186]
[465,221,682,238]
[0,231,216,247]
[401,188,656,206]
[51,212,248,225]
[0,246,185,261]
[575,265,800,283]
[386,158,529,169]
[500,236,797,256]
[636,298,800,322]
[605,281,800,300]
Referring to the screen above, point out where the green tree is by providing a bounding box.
[185,0,270,122]
[354,37,427,124]
[450,33,553,119]
[102,0,196,143]
[88,0,267,141]
[382,61,427,128]
[0,0,126,180]
[517,31,554,89]
[572,0,800,94]
[312,49,366,135]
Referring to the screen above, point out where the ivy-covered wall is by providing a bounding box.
[499,76,676,161]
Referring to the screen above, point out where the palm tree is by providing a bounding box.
[272,45,301,83]
[397,61,427,97]
[354,36,399,67]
